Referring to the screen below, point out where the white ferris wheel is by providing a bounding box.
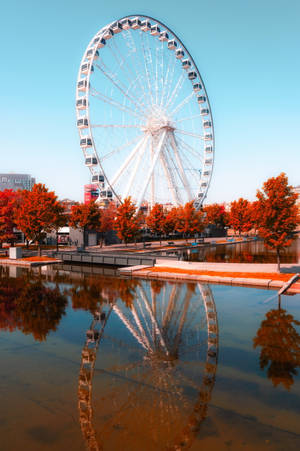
[76,15,215,210]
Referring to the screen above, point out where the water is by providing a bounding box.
[0,265,300,450]
[180,238,299,263]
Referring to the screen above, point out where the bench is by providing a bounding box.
[143,243,152,248]
[168,241,175,245]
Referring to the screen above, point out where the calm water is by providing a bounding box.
[181,238,300,263]
[0,264,300,451]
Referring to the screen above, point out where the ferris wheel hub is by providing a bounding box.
[143,109,174,135]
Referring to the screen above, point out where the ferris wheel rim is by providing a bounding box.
[76,15,215,208]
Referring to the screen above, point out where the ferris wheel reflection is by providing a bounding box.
[78,280,219,451]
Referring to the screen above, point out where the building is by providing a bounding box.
[293,186,300,205]
[84,184,99,204]
[0,173,35,191]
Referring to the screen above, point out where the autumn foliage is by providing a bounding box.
[0,271,67,341]
[228,198,253,236]
[0,190,19,246]
[203,203,228,228]
[99,202,117,247]
[146,204,166,244]
[176,201,203,240]
[69,201,102,231]
[253,308,300,390]
[256,173,299,271]
[14,184,65,255]
[114,197,141,244]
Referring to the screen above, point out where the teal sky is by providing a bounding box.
[1,0,299,203]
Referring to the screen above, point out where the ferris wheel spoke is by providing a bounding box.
[99,135,142,162]
[164,145,187,196]
[175,113,203,124]
[123,134,149,198]
[160,40,165,105]
[110,135,147,187]
[162,284,180,329]
[136,131,166,210]
[169,133,193,201]
[159,149,182,206]
[139,31,155,106]
[112,304,150,351]
[121,29,151,106]
[170,91,195,116]
[175,129,205,139]
[131,305,152,351]
[136,296,153,345]
[175,135,202,160]
[164,70,186,110]
[107,39,150,112]
[160,48,177,107]
[91,124,141,129]
[137,285,169,355]
[90,87,141,119]
[94,63,146,116]
[171,289,193,355]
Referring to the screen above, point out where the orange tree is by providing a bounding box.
[253,307,300,390]
[69,201,102,248]
[114,197,141,245]
[0,272,67,340]
[99,202,117,247]
[162,207,178,237]
[256,173,299,272]
[228,197,253,236]
[146,203,166,245]
[0,189,19,247]
[203,203,228,228]
[176,201,203,241]
[14,184,63,256]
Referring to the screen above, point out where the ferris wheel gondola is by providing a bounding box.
[76,15,215,209]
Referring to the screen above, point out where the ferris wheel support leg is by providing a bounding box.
[123,134,149,199]
[136,131,166,211]
[131,305,152,351]
[110,136,146,188]
[113,305,149,351]
[138,286,169,355]
[159,149,181,206]
[169,132,193,201]
[150,139,155,210]
[172,289,192,355]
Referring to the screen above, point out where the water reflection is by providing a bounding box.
[0,267,67,341]
[78,281,219,450]
[254,298,300,390]
[181,239,299,263]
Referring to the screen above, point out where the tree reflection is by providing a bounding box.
[253,303,300,390]
[70,276,140,313]
[0,272,67,341]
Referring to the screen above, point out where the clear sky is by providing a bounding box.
[1,0,299,203]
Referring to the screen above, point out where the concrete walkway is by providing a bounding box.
[155,259,300,274]
[120,259,300,294]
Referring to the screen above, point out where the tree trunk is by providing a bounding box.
[56,231,59,252]
[276,247,281,273]
[278,294,281,310]
[38,243,41,257]
[82,227,86,250]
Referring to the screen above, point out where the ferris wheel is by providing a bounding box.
[78,280,219,450]
[76,15,215,209]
